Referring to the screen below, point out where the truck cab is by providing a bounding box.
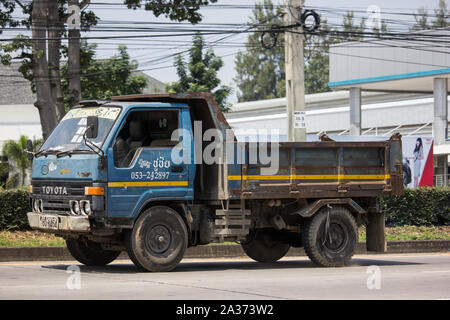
[28,93,230,270]
[30,101,196,214]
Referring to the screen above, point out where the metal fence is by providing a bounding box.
[434,175,450,187]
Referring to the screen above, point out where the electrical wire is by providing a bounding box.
[1,2,450,86]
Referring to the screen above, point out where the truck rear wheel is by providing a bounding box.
[303,206,357,267]
[66,238,121,266]
[241,230,291,263]
[125,206,188,272]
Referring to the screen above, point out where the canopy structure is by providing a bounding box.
[329,68,450,94]
[329,29,450,93]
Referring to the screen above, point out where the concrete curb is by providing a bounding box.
[0,240,448,262]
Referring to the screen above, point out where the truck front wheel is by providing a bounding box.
[125,206,188,272]
[66,238,121,266]
[241,230,291,262]
[303,206,357,267]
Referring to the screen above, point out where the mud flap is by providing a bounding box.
[366,210,387,252]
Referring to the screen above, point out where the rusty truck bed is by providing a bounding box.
[224,134,404,200]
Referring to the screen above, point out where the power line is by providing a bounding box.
[0,49,241,85]
[1,4,449,87]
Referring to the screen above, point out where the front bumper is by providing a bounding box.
[27,212,91,232]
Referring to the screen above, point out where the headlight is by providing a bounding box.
[80,200,91,215]
[70,200,81,215]
[33,199,40,213]
[73,201,80,214]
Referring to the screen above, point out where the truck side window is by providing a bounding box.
[113,110,179,168]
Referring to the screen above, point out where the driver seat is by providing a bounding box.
[114,121,147,167]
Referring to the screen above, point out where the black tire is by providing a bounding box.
[66,238,121,266]
[125,206,188,272]
[241,230,291,263]
[123,229,146,271]
[303,206,357,267]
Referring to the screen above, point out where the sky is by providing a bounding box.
[88,0,441,103]
[0,0,444,103]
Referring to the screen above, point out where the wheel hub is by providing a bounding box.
[147,225,172,254]
[323,223,346,251]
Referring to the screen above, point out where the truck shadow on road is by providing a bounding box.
[41,257,424,274]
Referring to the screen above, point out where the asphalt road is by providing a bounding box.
[0,253,449,300]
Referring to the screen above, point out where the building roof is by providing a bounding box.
[0,63,166,105]
[227,90,428,117]
[0,63,35,105]
[135,71,166,94]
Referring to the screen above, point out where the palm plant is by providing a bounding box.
[2,135,42,186]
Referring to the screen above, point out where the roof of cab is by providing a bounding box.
[106,101,189,109]
[110,93,232,133]
[78,100,188,109]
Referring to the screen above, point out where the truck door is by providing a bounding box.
[106,108,193,218]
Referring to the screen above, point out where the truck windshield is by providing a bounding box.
[40,106,121,153]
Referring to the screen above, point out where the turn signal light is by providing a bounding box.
[84,186,105,196]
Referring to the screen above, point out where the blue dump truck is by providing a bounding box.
[27,93,404,272]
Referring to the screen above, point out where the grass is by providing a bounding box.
[0,230,65,247]
[359,225,450,241]
[0,226,449,247]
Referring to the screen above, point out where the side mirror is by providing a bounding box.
[26,139,33,161]
[86,116,99,139]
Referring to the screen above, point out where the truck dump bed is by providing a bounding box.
[225,134,404,200]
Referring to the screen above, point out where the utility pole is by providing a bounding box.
[67,1,90,109]
[67,0,81,109]
[285,0,306,142]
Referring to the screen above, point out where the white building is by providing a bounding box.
[226,91,441,138]
[0,64,41,152]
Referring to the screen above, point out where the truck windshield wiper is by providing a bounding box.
[56,149,93,158]
[34,148,61,158]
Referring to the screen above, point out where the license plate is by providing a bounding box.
[38,215,59,230]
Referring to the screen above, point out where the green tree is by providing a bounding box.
[433,0,450,27]
[412,0,449,30]
[2,136,42,186]
[234,0,285,102]
[303,18,338,95]
[233,0,374,101]
[61,41,147,104]
[342,11,366,41]
[124,0,217,24]
[412,8,431,31]
[166,32,232,111]
[0,163,9,189]
[303,13,374,94]
[372,21,388,38]
[0,0,100,138]
[0,0,218,138]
